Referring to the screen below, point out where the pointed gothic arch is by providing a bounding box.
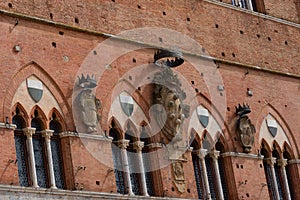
[3,61,74,130]
[256,103,298,157]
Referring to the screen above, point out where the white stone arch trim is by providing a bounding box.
[259,114,290,151]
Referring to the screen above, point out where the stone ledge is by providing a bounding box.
[222,152,264,160]
[59,132,113,141]
[0,185,192,200]
[288,159,300,164]
[0,122,16,130]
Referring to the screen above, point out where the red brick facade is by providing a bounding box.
[0,0,299,199]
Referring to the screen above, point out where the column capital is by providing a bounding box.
[198,149,208,159]
[209,150,220,160]
[117,139,130,150]
[22,127,36,138]
[41,129,54,140]
[277,159,288,167]
[133,141,144,152]
[266,157,277,166]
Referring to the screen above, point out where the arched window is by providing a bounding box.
[272,149,284,200]
[13,107,30,187]
[191,131,229,200]
[140,126,155,196]
[125,125,141,195]
[215,141,229,200]
[283,150,295,199]
[109,121,126,194]
[49,113,65,189]
[190,135,204,199]
[31,109,48,188]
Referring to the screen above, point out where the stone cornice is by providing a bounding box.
[0,184,194,199]
[0,122,16,130]
[59,132,113,141]
[288,159,300,164]
[221,152,264,160]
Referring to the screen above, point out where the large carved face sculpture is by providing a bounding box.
[165,91,184,135]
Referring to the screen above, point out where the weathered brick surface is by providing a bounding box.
[0,0,299,199]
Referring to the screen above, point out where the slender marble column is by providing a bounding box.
[198,149,212,200]
[278,159,291,200]
[118,139,134,195]
[266,157,280,200]
[41,129,57,189]
[23,127,38,187]
[209,150,224,200]
[133,141,149,196]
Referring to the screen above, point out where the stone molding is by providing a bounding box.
[221,152,264,160]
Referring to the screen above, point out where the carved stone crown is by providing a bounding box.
[154,49,184,68]
[235,103,251,117]
[78,74,97,88]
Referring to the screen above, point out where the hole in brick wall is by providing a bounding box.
[59,31,64,35]
[137,5,141,9]
[215,24,219,28]
[201,72,204,76]
[93,50,97,55]
[260,164,263,168]
[187,189,191,193]
[75,17,79,24]
[52,42,57,48]
[241,165,244,169]
[257,34,260,38]
[195,88,199,93]
[234,137,237,141]
[191,81,194,85]
[138,87,141,91]
[246,193,250,197]
[258,100,261,103]
[240,30,244,34]
[202,47,206,53]
[274,30,278,33]
[285,104,287,107]
[96,181,100,185]
[111,0,115,2]
[227,107,230,111]
[171,187,175,191]
[268,37,271,41]
[8,3,12,8]
[220,92,223,96]
[236,164,239,168]
[285,41,288,45]
[162,11,166,15]
[221,52,225,57]
[129,76,132,80]
[50,13,53,20]
[232,53,236,57]
[159,37,163,42]
[132,58,136,63]
[187,17,190,21]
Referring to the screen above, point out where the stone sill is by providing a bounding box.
[0,185,191,200]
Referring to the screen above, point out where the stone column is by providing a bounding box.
[198,149,212,200]
[266,157,280,200]
[133,141,149,196]
[209,150,224,200]
[118,139,134,195]
[23,127,38,187]
[278,159,291,200]
[41,129,57,189]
